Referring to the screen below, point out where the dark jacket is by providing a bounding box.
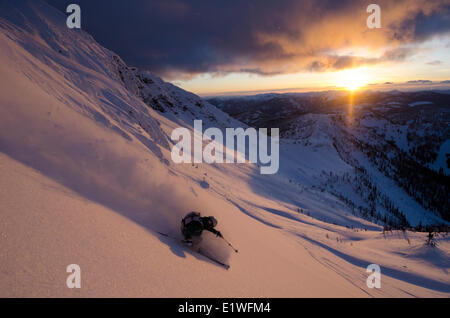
[182,215,219,238]
[200,217,220,236]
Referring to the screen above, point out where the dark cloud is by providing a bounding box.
[413,10,450,40]
[46,0,450,78]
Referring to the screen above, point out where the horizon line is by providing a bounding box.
[193,80,450,98]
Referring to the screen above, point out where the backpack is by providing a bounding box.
[181,212,203,236]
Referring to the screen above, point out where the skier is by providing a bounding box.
[181,212,222,247]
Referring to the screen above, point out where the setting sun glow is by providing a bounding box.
[336,68,369,91]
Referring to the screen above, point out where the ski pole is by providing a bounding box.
[221,236,238,253]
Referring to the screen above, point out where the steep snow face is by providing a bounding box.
[1,0,449,297]
[0,0,169,156]
[0,0,194,235]
[110,54,241,131]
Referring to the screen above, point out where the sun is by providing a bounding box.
[336,68,369,91]
[344,79,364,91]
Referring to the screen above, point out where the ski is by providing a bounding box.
[156,231,230,270]
[198,249,230,270]
[156,231,171,237]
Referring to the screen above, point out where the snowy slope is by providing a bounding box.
[279,113,446,227]
[0,0,449,297]
[212,91,450,226]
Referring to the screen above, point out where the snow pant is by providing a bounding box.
[182,221,203,251]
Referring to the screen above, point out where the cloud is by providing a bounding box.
[305,47,417,72]
[427,60,442,65]
[407,80,433,84]
[46,0,450,78]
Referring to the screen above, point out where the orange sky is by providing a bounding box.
[174,36,450,96]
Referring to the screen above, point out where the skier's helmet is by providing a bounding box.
[186,211,201,218]
[208,216,218,227]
